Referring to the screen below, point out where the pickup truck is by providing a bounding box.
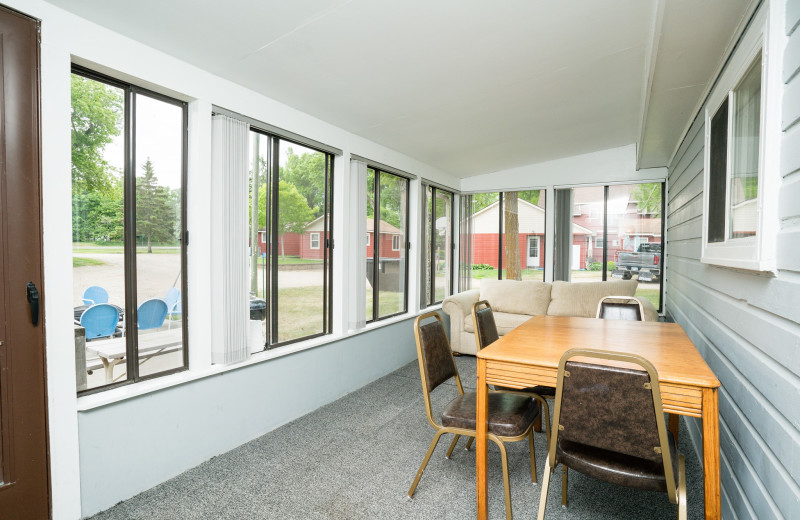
[612,243,661,282]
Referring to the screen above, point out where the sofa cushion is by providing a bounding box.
[464,312,530,336]
[547,280,638,318]
[479,279,551,316]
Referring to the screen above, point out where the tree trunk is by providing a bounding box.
[280,234,285,257]
[147,232,152,254]
[504,192,520,280]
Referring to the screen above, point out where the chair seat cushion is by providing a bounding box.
[556,432,679,492]
[442,391,539,437]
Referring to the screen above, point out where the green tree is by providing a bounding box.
[136,158,174,253]
[72,178,124,242]
[258,181,314,256]
[281,148,326,217]
[71,74,123,194]
[630,183,662,217]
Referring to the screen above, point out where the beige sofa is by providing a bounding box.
[441,279,658,355]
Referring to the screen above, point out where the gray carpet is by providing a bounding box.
[91,356,704,519]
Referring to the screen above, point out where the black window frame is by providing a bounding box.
[249,128,335,350]
[421,184,455,308]
[72,64,189,395]
[366,167,410,323]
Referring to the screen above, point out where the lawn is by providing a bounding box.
[275,286,325,342]
[73,257,105,267]
[277,255,324,265]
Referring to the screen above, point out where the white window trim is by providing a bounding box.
[701,4,778,273]
[310,232,320,249]
[392,234,401,251]
[366,233,370,246]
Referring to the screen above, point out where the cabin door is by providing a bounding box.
[0,5,49,519]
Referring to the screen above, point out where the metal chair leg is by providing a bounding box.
[535,396,552,446]
[445,434,461,459]
[408,429,447,498]
[528,429,537,483]
[561,466,568,507]
[465,437,474,451]
[536,458,553,520]
[490,436,513,520]
[678,455,687,520]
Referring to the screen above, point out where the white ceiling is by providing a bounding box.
[48,0,755,177]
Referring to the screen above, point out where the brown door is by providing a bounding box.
[0,5,49,519]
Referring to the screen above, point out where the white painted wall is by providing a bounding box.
[665,2,800,518]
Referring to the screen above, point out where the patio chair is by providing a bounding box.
[137,298,168,331]
[80,303,120,340]
[472,300,552,440]
[82,285,109,306]
[537,348,686,520]
[596,295,644,321]
[164,287,182,329]
[409,311,541,520]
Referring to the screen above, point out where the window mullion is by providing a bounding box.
[125,87,139,383]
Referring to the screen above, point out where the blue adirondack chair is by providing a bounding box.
[82,286,109,306]
[80,303,120,340]
[137,298,168,331]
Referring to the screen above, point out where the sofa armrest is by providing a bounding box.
[637,297,659,322]
[441,290,480,352]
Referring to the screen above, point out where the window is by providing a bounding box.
[702,6,775,272]
[554,183,664,311]
[366,168,409,322]
[366,233,370,246]
[421,184,454,307]
[249,130,334,347]
[459,190,545,290]
[71,66,187,393]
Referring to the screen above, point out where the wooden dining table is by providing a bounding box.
[475,315,721,519]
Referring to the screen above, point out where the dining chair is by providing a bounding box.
[596,295,644,321]
[471,300,552,441]
[80,303,120,340]
[409,311,540,520]
[82,285,109,306]
[537,347,686,520]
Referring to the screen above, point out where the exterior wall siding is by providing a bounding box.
[665,4,800,517]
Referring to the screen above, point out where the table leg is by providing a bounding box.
[477,358,488,520]
[702,387,720,519]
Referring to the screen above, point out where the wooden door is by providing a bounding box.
[0,5,49,519]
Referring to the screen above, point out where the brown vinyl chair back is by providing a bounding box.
[596,295,644,321]
[472,300,499,351]
[414,311,464,428]
[548,348,679,503]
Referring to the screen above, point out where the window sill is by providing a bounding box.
[77,309,426,411]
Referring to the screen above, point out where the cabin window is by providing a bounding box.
[421,184,455,307]
[701,8,776,273]
[248,129,334,348]
[71,66,188,393]
[365,168,409,322]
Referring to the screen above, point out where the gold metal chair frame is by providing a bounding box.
[537,347,687,520]
[471,300,552,445]
[595,295,645,319]
[409,311,538,520]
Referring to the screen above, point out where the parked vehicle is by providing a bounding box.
[612,243,661,282]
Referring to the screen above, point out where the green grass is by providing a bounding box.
[73,257,105,267]
[276,255,324,265]
[635,287,661,308]
[73,244,180,254]
[366,290,404,320]
[470,268,544,281]
[276,286,325,342]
